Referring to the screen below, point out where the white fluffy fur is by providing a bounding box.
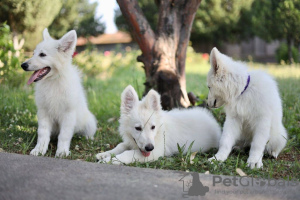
[207,47,287,169]
[96,85,221,165]
[22,28,97,157]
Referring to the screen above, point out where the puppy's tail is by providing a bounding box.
[266,124,288,158]
[84,111,97,140]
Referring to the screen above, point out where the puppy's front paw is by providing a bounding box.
[96,152,112,160]
[98,156,111,163]
[99,156,122,165]
[247,157,263,169]
[30,148,46,156]
[109,157,123,165]
[55,149,70,158]
[208,153,227,163]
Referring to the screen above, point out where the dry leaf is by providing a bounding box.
[204,171,210,175]
[236,168,247,176]
[190,151,198,164]
[107,117,116,123]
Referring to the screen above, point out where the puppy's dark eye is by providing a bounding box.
[39,53,46,57]
[151,125,155,130]
[208,86,211,90]
[135,126,142,131]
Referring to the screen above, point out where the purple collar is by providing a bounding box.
[241,75,250,95]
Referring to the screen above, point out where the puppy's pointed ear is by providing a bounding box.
[146,89,161,111]
[43,28,51,40]
[121,85,139,114]
[58,30,77,54]
[210,47,219,74]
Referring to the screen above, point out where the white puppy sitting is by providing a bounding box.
[207,47,287,168]
[21,29,97,157]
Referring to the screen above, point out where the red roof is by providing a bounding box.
[77,31,132,46]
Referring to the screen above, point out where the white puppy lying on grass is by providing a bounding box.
[96,85,221,165]
[207,47,287,169]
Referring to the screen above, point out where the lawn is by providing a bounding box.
[0,49,299,181]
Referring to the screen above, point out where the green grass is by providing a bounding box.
[0,50,299,181]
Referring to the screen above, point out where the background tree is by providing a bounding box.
[48,0,82,38]
[251,0,300,63]
[116,0,202,110]
[49,0,104,38]
[116,0,255,51]
[116,0,159,32]
[0,0,103,50]
[74,1,104,37]
[191,0,254,47]
[0,0,62,50]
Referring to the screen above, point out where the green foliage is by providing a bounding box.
[251,0,300,62]
[48,0,82,38]
[49,0,104,38]
[176,141,195,169]
[251,0,300,42]
[75,1,104,37]
[0,0,103,50]
[0,0,63,50]
[116,0,159,32]
[191,0,254,44]
[251,0,277,42]
[276,43,299,64]
[0,23,25,87]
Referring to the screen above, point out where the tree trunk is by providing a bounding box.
[287,36,294,64]
[117,0,201,110]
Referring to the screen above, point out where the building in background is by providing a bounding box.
[77,32,280,63]
[76,31,137,52]
[223,37,280,63]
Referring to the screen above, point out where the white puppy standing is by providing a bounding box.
[21,29,97,157]
[207,47,287,169]
[96,85,221,165]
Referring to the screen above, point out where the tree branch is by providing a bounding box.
[176,0,201,107]
[176,0,201,76]
[117,0,156,71]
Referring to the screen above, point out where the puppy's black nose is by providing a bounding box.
[145,144,154,152]
[21,62,29,71]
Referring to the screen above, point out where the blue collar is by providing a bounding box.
[241,75,250,95]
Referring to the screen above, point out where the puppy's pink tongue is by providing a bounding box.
[27,70,42,85]
[141,151,151,157]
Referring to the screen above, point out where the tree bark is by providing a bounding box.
[117,0,201,110]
